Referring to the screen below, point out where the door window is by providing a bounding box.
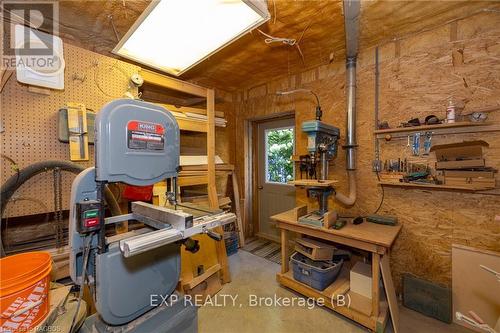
[264,127,294,184]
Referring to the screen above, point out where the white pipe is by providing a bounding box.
[335,170,356,206]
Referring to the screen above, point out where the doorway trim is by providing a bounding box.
[243,111,295,241]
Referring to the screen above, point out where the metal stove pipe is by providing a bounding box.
[335,0,360,206]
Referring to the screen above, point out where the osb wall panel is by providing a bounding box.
[1,44,234,218]
[233,12,500,289]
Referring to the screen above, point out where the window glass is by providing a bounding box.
[265,127,294,184]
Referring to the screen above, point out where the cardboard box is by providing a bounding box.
[430,141,489,170]
[295,237,336,261]
[350,261,372,299]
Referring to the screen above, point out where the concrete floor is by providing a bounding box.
[199,250,471,333]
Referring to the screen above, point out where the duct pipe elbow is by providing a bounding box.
[334,170,356,206]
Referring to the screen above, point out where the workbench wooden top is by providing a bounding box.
[271,209,402,249]
[288,179,339,187]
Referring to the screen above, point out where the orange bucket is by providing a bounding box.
[1,252,52,332]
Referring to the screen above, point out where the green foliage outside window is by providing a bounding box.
[266,128,294,183]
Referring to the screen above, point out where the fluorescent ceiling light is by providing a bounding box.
[113,0,269,76]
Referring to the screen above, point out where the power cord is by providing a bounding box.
[373,172,385,214]
[257,29,296,46]
[69,234,93,333]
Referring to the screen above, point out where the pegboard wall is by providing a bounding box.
[1,43,140,217]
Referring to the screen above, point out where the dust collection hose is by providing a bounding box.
[0,160,121,257]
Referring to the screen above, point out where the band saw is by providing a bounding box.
[69,99,235,332]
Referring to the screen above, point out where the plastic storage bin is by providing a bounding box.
[224,231,239,256]
[290,252,343,291]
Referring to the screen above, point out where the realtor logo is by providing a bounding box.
[1,0,59,70]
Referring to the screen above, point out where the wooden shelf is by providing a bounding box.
[180,164,234,172]
[374,121,500,139]
[277,270,387,330]
[378,181,495,192]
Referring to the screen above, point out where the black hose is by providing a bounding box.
[0,160,121,257]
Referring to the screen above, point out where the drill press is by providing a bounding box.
[298,120,340,227]
[276,89,341,228]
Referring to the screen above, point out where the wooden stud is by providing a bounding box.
[157,103,225,118]
[182,264,221,290]
[231,171,245,247]
[372,253,381,317]
[175,118,208,133]
[207,88,230,284]
[251,121,259,236]
[140,69,207,97]
[281,229,289,274]
[207,88,218,208]
[380,254,400,333]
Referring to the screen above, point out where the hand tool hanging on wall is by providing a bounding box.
[412,133,421,156]
[66,103,89,161]
[423,132,433,156]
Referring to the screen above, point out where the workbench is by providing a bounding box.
[271,208,402,333]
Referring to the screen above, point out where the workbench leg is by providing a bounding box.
[281,229,289,274]
[372,253,380,317]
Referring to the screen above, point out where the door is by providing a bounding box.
[257,117,296,241]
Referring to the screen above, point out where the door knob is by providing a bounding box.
[258,186,263,190]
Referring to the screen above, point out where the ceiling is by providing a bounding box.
[52,0,500,92]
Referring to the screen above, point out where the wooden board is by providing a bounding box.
[157,103,225,118]
[32,285,72,331]
[452,244,500,332]
[378,181,494,192]
[183,270,222,299]
[295,237,336,260]
[183,264,221,290]
[231,171,245,247]
[380,254,400,333]
[374,121,495,134]
[289,179,339,187]
[180,155,224,166]
[277,269,388,332]
[140,69,207,97]
[271,209,402,249]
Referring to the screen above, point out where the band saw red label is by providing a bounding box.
[127,120,165,150]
